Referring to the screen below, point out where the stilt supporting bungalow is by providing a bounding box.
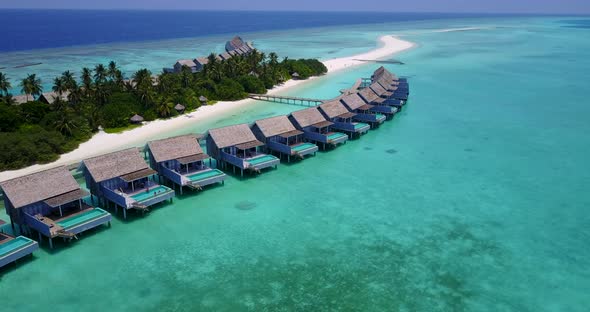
[206,124,280,177]
[251,115,319,162]
[80,148,174,219]
[146,135,227,195]
[318,100,370,139]
[0,166,112,249]
[288,107,348,149]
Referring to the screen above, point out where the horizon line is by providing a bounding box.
[0,8,589,15]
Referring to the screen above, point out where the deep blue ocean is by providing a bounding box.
[0,10,522,52]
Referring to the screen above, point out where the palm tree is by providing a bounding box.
[81,67,93,93]
[93,64,107,85]
[180,66,193,88]
[156,98,173,117]
[113,70,125,90]
[68,87,84,111]
[0,72,11,96]
[94,84,111,106]
[61,70,77,91]
[132,68,152,89]
[52,77,67,96]
[54,112,77,137]
[205,53,222,82]
[20,74,42,101]
[107,61,119,81]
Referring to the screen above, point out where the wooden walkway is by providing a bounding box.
[249,94,325,107]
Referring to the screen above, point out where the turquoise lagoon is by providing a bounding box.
[1,17,590,311]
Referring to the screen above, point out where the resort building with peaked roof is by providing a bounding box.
[206,124,279,177]
[0,166,112,249]
[147,135,226,194]
[318,100,370,138]
[80,148,174,219]
[288,107,348,149]
[251,115,318,162]
[339,93,387,127]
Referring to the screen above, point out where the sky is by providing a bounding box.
[0,0,589,14]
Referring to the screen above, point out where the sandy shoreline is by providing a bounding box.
[0,35,415,182]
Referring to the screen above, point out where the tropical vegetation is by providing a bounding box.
[0,50,327,170]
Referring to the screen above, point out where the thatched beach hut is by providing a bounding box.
[130,114,144,124]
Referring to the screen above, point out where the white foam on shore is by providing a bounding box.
[0,35,415,182]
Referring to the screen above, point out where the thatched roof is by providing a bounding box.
[199,96,208,102]
[147,134,205,163]
[130,114,144,123]
[0,166,80,209]
[12,94,34,104]
[176,59,197,67]
[359,87,380,103]
[40,91,70,104]
[194,57,209,66]
[292,72,300,78]
[219,52,232,60]
[290,107,327,128]
[254,115,298,138]
[208,124,259,149]
[318,100,350,119]
[226,36,246,52]
[340,93,367,110]
[174,103,185,111]
[370,82,387,95]
[82,148,149,183]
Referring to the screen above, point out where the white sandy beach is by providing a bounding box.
[0,35,415,181]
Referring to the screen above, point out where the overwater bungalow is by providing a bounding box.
[251,115,319,162]
[318,100,370,138]
[206,124,280,177]
[288,107,348,149]
[0,166,112,249]
[340,93,387,127]
[147,135,227,194]
[174,59,198,73]
[358,86,402,115]
[80,148,174,219]
[0,221,39,268]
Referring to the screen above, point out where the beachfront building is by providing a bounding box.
[340,93,387,127]
[174,59,198,73]
[252,115,318,162]
[0,221,38,268]
[318,100,370,139]
[288,107,348,149]
[80,148,174,219]
[206,124,280,177]
[38,91,70,105]
[147,135,227,195]
[193,57,210,72]
[0,166,112,249]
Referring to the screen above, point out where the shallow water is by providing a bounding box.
[1,16,590,311]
